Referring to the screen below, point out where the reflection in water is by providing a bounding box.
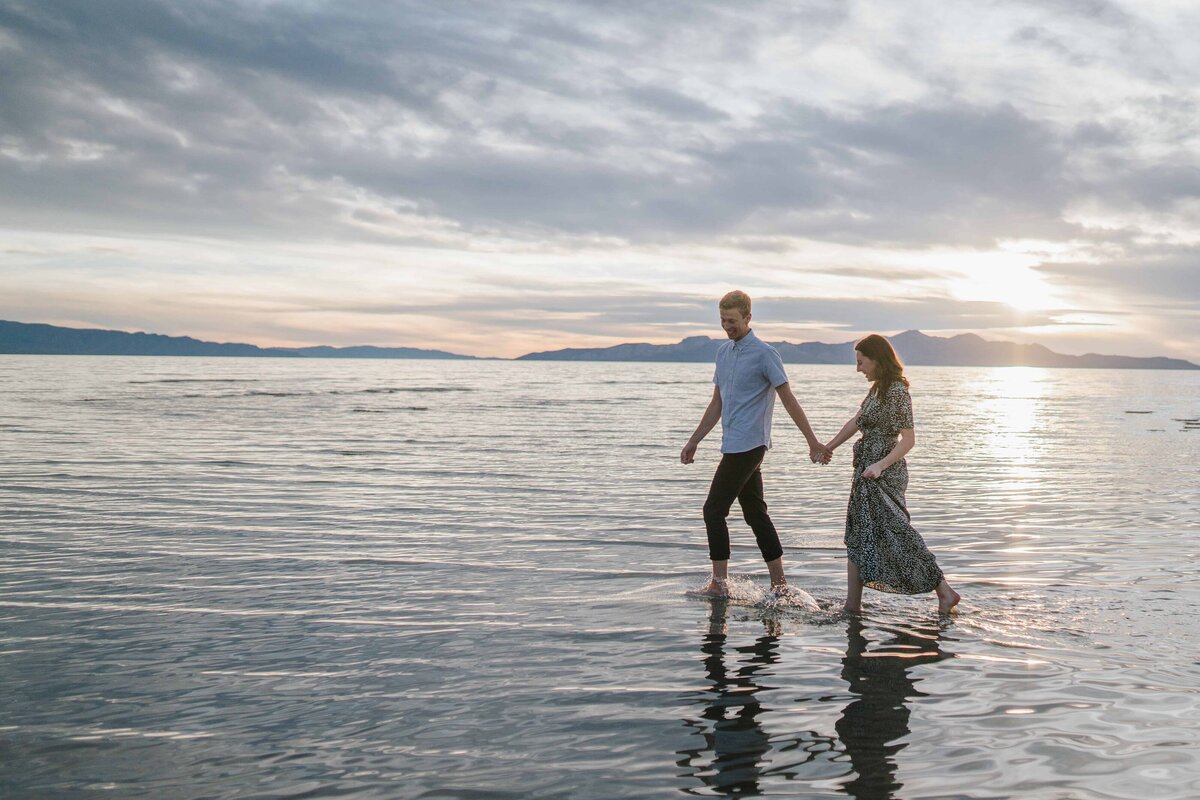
[836,619,952,800]
[678,606,954,798]
[678,601,836,796]
[980,366,1049,466]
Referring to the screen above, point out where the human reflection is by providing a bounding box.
[678,601,835,796]
[835,618,951,800]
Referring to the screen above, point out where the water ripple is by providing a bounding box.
[2,358,1199,798]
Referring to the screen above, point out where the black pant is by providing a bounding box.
[703,446,783,562]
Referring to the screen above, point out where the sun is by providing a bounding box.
[888,247,1069,315]
[951,262,1062,313]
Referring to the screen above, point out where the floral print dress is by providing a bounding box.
[844,382,945,594]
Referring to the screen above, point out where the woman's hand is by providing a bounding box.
[861,462,884,480]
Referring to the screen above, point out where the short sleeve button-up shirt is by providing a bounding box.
[712,330,789,453]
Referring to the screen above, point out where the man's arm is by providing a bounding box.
[681,386,722,464]
[776,383,830,463]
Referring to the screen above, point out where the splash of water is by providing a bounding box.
[687,576,821,612]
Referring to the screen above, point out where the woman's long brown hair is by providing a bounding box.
[855,334,910,399]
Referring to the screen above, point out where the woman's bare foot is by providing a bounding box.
[936,586,961,614]
[841,603,861,615]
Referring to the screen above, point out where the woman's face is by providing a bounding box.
[855,352,877,381]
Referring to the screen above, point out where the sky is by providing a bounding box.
[1,0,1199,359]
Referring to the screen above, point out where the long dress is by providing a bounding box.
[844,381,945,594]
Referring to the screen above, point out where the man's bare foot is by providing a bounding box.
[770,583,791,597]
[693,579,728,598]
[937,587,961,614]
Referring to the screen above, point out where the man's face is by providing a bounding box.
[720,307,751,340]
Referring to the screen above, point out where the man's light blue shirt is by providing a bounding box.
[712,330,789,454]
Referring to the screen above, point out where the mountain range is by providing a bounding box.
[521,329,1199,369]
[1,320,1196,369]
[0,320,476,360]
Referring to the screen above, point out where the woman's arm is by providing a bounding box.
[862,428,915,479]
[826,391,871,452]
[825,415,860,452]
[862,384,916,479]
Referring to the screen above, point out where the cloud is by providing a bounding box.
[1040,246,1200,307]
[622,85,730,123]
[303,289,1061,344]
[1,0,1199,359]
[0,1,1078,244]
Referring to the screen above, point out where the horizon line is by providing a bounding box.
[2,318,1197,366]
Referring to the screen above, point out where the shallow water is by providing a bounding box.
[2,356,1199,798]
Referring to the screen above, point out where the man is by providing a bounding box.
[680,290,828,597]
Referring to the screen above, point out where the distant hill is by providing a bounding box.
[519,330,1199,370]
[4,320,1195,368]
[0,320,477,359]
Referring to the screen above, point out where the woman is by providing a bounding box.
[823,334,961,614]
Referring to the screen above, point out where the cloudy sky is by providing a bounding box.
[2,0,1198,358]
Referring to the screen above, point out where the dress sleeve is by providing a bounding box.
[891,384,914,431]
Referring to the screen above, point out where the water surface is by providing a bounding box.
[2,357,1199,798]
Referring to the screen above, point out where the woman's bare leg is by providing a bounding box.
[843,559,864,613]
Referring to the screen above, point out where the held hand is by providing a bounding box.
[809,442,833,464]
[680,441,698,465]
[861,462,884,480]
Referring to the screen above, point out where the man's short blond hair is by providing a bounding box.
[719,290,752,318]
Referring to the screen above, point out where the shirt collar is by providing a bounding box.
[733,329,757,348]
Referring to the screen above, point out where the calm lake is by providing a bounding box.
[2,356,1199,799]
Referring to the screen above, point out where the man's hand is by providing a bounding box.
[809,443,832,464]
[681,441,698,465]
